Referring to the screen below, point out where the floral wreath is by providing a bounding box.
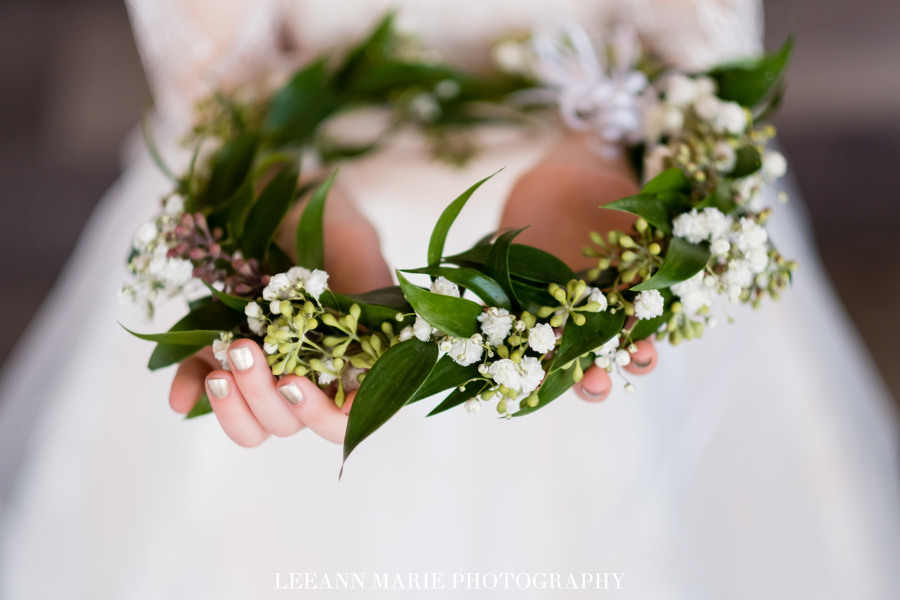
[121,15,796,470]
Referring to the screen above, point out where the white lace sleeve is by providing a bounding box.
[125,0,284,128]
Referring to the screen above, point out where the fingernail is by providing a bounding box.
[632,357,652,368]
[582,387,610,400]
[229,347,254,371]
[278,383,304,406]
[208,378,230,399]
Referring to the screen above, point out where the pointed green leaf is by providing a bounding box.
[203,281,251,311]
[427,173,497,267]
[603,194,672,234]
[408,355,481,404]
[427,380,483,416]
[729,146,762,178]
[122,326,223,346]
[185,393,212,419]
[443,243,576,285]
[199,132,259,208]
[396,272,483,338]
[708,37,793,108]
[402,266,511,310]
[263,58,337,144]
[295,170,337,270]
[241,164,298,260]
[631,237,711,291]
[510,279,555,314]
[342,338,438,470]
[641,167,689,194]
[550,309,626,372]
[484,228,526,303]
[144,300,245,370]
[322,287,413,331]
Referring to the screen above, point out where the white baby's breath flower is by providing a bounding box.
[430,276,460,298]
[464,397,481,414]
[317,358,337,386]
[478,307,513,347]
[133,221,158,248]
[163,195,184,215]
[212,332,233,369]
[519,356,545,396]
[716,101,747,134]
[634,289,664,320]
[614,349,631,366]
[302,269,329,299]
[748,246,770,274]
[263,273,292,301]
[412,316,433,342]
[671,272,714,316]
[528,323,557,355]
[733,217,768,253]
[588,288,609,311]
[263,341,279,355]
[665,73,699,108]
[244,301,267,336]
[714,141,737,173]
[723,259,754,293]
[762,150,787,180]
[710,238,731,257]
[398,326,414,342]
[488,359,521,391]
[445,334,484,367]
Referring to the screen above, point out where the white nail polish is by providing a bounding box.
[278,383,303,405]
[229,347,254,371]
[208,378,230,399]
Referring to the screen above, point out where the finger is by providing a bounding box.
[170,352,213,414]
[574,366,613,402]
[623,339,658,375]
[226,340,304,437]
[275,375,348,444]
[341,390,356,416]
[205,371,269,447]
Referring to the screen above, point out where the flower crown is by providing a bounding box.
[122,14,795,470]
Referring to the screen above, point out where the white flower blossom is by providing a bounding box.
[263,341,279,355]
[412,316,433,342]
[528,323,557,355]
[672,207,732,245]
[671,272,714,316]
[445,334,484,367]
[762,150,787,180]
[588,288,609,311]
[614,349,631,366]
[212,332,233,369]
[133,221,158,248]
[163,195,184,215]
[710,238,731,257]
[398,326,414,342]
[477,307,513,347]
[263,273,292,301]
[747,246,770,274]
[714,141,737,173]
[302,269,329,299]
[488,356,545,396]
[464,397,481,414]
[634,289,664,320]
[318,358,338,386]
[733,217,768,254]
[244,302,267,336]
[519,356,545,396]
[430,276,460,298]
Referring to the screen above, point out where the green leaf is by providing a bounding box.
[322,288,413,331]
[641,168,689,194]
[427,380,483,416]
[443,243,576,285]
[199,132,258,208]
[631,237,711,291]
[334,13,397,87]
[185,393,212,419]
[512,357,592,417]
[629,311,669,341]
[241,163,298,260]
[122,326,224,346]
[427,173,497,268]
[403,266,511,310]
[342,338,438,472]
[509,280,555,314]
[603,194,672,234]
[550,309,626,373]
[708,37,793,108]
[396,272,483,338]
[295,170,336,270]
[203,281,250,311]
[730,146,762,178]
[144,300,245,370]
[408,354,480,403]
[263,59,337,145]
[484,228,526,303]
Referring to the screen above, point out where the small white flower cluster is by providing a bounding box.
[262,266,329,307]
[119,199,193,319]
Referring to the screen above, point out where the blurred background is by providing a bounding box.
[1,0,898,407]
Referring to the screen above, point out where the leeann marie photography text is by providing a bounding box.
[274,572,625,591]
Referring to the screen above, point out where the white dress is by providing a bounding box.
[2,1,898,598]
